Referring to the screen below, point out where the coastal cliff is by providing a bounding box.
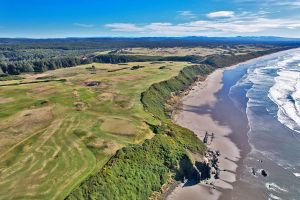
[66,48,289,200]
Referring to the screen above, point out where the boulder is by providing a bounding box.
[261,169,268,177]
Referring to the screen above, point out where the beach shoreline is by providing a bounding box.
[166,61,254,200]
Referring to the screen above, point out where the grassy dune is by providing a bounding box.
[0,61,191,199]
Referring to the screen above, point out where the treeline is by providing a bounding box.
[1,37,300,50]
[0,48,93,75]
[0,53,203,75]
[0,57,83,74]
[0,46,290,75]
[0,54,155,75]
[0,38,295,75]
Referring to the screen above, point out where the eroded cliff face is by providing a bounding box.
[179,149,221,185]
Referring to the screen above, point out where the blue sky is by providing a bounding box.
[1,0,300,38]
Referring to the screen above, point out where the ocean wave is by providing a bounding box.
[268,69,300,134]
[293,173,300,178]
[244,65,276,109]
[229,49,300,199]
[268,193,281,200]
[230,48,300,144]
[240,48,300,134]
[266,182,288,193]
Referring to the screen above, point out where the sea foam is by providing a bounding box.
[268,56,300,134]
[293,173,300,178]
[268,193,281,200]
[266,182,288,193]
[229,48,300,199]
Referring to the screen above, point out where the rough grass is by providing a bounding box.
[66,134,195,200]
[101,118,137,136]
[66,63,209,200]
[66,49,285,200]
[0,61,191,199]
[0,49,282,199]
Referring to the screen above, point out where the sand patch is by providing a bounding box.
[169,67,242,200]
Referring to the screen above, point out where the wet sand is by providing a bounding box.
[167,64,251,200]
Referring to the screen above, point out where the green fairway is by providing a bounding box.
[0,61,191,199]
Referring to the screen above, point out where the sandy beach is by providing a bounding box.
[167,65,248,200]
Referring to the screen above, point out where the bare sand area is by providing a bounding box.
[167,65,243,200]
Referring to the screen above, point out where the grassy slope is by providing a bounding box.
[0,61,191,200]
[66,64,214,199]
[0,47,286,200]
[66,48,287,200]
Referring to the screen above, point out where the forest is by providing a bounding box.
[1,37,299,75]
[1,37,299,199]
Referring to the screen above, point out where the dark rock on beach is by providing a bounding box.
[261,169,268,177]
[251,167,256,176]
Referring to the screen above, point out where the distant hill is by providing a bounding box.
[0,36,300,50]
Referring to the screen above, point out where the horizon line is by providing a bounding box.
[1,35,300,40]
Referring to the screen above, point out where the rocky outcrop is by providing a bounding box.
[186,148,222,184]
[204,149,221,180]
[261,169,268,177]
[195,161,211,181]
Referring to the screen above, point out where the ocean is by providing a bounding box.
[227,48,300,200]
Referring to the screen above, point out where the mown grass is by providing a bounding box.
[0,61,191,199]
[66,63,211,200]
[67,49,283,200]
[0,49,282,200]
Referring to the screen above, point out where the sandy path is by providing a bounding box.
[167,67,241,200]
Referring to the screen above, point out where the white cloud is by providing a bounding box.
[207,11,235,18]
[73,23,95,28]
[104,11,300,37]
[177,11,196,19]
[105,23,144,32]
[277,1,300,7]
[235,0,300,7]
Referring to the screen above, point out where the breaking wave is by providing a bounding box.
[268,58,300,133]
[233,49,300,134]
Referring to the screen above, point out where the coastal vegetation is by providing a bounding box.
[0,38,288,76]
[0,60,198,199]
[67,48,287,199]
[0,41,292,200]
[66,64,209,200]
